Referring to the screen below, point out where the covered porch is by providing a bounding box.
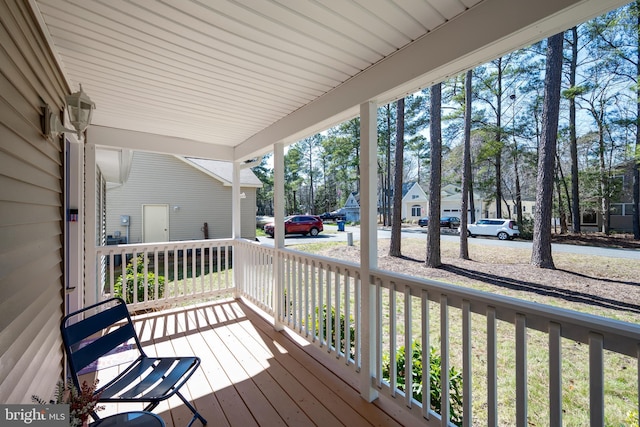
[0,0,636,426]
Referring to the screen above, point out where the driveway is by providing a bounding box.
[258,225,639,260]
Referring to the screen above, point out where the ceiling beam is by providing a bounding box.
[88,126,234,160]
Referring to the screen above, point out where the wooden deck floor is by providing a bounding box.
[92,299,412,427]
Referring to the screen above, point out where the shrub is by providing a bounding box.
[518,217,534,240]
[114,255,165,303]
[315,305,355,358]
[382,341,463,426]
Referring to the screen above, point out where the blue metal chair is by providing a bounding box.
[61,297,207,426]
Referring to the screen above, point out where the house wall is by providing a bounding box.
[106,152,257,242]
[401,184,427,221]
[0,0,67,402]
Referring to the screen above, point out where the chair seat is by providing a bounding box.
[99,356,200,401]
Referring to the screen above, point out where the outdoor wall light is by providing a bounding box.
[43,84,95,140]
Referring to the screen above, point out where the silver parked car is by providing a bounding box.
[462,219,519,240]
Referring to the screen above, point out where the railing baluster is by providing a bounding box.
[154,248,159,300]
[297,256,303,332]
[549,322,562,426]
[163,248,169,300]
[143,251,149,303]
[404,285,412,408]
[589,332,604,427]
[422,289,430,420]
[462,300,472,427]
[637,345,640,427]
[390,281,396,397]
[183,247,188,296]
[326,266,332,352]
[516,314,527,426]
[108,252,115,298]
[216,244,221,290]
[487,306,497,427]
[311,261,317,342]
[173,248,178,299]
[354,272,361,370]
[376,278,383,389]
[318,262,325,347]
[345,270,351,365]
[440,295,450,427]
[335,268,342,358]
[304,259,309,337]
[208,245,218,292]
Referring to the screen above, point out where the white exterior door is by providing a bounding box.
[143,204,169,242]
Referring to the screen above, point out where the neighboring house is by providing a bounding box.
[401,182,428,221]
[106,152,262,242]
[482,197,536,221]
[581,161,638,233]
[404,183,486,222]
[343,192,361,222]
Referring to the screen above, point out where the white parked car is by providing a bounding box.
[462,219,520,240]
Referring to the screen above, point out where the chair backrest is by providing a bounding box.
[61,298,143,384]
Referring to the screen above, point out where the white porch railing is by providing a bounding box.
[236,239,640,426]
[95,238,640,426]
[95,238,235,311]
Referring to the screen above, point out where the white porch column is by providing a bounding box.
[66,139,84,315]
[84,142,97,307]
[273,142,285,331]
[360,101,378,402]
[232,161,242,298]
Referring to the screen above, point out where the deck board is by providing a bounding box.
[91,299,407,426]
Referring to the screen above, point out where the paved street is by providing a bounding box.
[257,224,640,260]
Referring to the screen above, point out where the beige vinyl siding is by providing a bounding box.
[0,0,67,402]
[106,152,258,242]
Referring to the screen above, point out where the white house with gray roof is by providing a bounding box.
[106,151,262,242]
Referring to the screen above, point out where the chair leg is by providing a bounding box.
[176,391,207,426]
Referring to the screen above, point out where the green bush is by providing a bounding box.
[315,305,355,358]
[382,341,463,426]
[518,217,534,240]
[114,255,165,304]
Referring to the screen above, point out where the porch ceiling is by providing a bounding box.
[32,0,626,162]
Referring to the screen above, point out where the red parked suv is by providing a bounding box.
[264,215,324,237]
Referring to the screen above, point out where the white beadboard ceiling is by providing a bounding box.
[32,0,628,162]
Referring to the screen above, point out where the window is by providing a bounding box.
[611,203,634,216]
[610,204,623,216]
[411,194,419,199]
[582,209,597,225]
[411,205,421,217]
[624,203,634,216]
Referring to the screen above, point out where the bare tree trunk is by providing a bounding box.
[426,84,442,268]
[532,33,563,269]
[496,58,503,219]
[460,70,472,260]
[555,161,567,234]
[469,176,476,223]
[386,105,392,227]
[569,26,582,233]
[390,98,405,257]
[515,158,523,226]
[598,129,610,235]
[634,5,640,240]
